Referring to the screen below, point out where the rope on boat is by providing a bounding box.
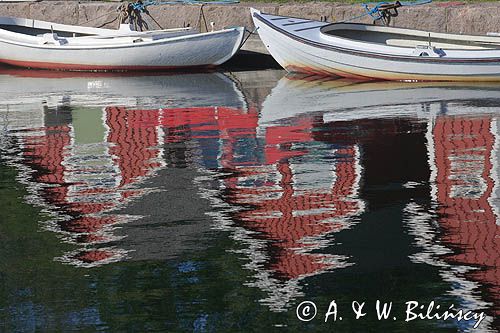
[239,26,259,49]
[120,2,160,31]
[198,4,209,32]
[344,0,432,25]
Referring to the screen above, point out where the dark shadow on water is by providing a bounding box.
[221,50,281,72]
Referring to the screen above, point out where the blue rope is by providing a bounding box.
[345,0,432,23]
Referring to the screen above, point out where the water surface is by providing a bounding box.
[0,68,498,332]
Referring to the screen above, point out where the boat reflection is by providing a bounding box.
[261,73,500,124]
[0,67,245,112]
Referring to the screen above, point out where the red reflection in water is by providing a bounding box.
[226,149,362,280]
[20,107,167,266]
[150,106,363,290]
[106,107,163,187]
[18,101,364,286]
[18,105,261,267]
[201,115,364,295]
[73,249,117,264]
[432,116,499,316]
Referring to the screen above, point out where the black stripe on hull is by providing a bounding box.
[282,20,313,26]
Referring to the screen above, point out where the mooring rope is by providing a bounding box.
[79,7,121,26]
[130,0,239,12]
[198,4,208,32]
[239,26,259,49]
[125,0,238,32]
[79,0,238,29]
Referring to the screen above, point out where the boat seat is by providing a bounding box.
[385,38,488,50]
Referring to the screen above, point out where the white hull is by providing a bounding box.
[251,8,500,81]
[0,16,245,71]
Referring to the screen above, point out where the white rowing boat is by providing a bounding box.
[251,8,500,81]
[0,16,245,71]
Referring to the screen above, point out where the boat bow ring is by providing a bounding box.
[412,45,446,57]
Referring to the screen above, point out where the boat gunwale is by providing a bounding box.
[253,11,500,63]
[0,25,245,51]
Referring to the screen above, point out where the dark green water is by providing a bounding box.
[0,68,498,332]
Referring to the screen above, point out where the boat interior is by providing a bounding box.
[0,17,103,37]
[0,24,93,37]
[321,23,500,50]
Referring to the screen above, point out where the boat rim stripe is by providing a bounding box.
[294,25,331,32]
[282,20,314,26]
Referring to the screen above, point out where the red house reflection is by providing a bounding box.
[189,113,365,310]
[15,101,364,312]
[13,92,365,313]
[431,116,499,319]
[20,106,166,267]
[17,104,262,267]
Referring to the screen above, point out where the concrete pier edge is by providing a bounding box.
[1,1,499,54]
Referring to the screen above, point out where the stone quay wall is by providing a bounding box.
[1,1,499,54]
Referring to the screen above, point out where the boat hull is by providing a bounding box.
[251,9,500,82]
[0,23,244,71]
